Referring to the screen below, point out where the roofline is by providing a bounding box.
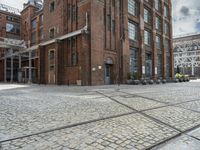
[0,9,21,17]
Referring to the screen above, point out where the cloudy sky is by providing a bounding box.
[1,0,200,36]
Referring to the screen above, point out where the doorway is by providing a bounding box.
[48,50,56,84]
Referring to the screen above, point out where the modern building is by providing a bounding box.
[174,33,200,77]
[0,0,174,85]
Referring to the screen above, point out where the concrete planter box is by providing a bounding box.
[76,80,82,86]
[156,80,161,84]
[141,80,147,85]
[148,80,154,85]
[127,79,133,85]
[162,79,167,84]
[133,80,140,85]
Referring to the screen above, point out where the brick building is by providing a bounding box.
[0,0,174,85]
[0,4,21,82]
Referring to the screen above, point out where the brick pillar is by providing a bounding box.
[55,40,64,85]
[38,45,45,84]
[80,34,91,86]
[152,7,157,80]
[169,0,174,79]
[139,0,145,79]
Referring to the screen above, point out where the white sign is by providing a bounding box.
[142,66,145,74]
[92,67,96,71]
[3,38,26,48]
[98,66,102,70]
[155,67,158,75]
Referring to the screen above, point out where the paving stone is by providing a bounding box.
[145,106,200,131]
[0,113,179,150]
[177,101,200,112]
[153,135,200,150]
[113,96,166,111]
[0,89,132,141]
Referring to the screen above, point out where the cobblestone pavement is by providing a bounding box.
[1,82,200,149]
[153,135,200,150]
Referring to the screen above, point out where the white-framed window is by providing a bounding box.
[128,22,138,41]
[128,0,138,16]
[155,16,161,30]
[156,35,161,49]
[144,8,150,23]
[155,0,161,12]
[144,30,151,45]
[164,5,169,17]
[49,27,55,39]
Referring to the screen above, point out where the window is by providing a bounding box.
[31,19,37,29]
[128,22,138,41]
[144,30,151,45]
[164,5,169,17]
[112,20,115,34]
[49,50,55,60]
[72,52,78,66]
[6,23,15,32]
[157,54,162,77]
[155,0,161,12]
[164,39,170,53]
[31,31,36,44]
[144,8,150,23]
[107,15,111,31]
[40,28,44,40]
[128,0,138,16]
[50,1,55,12]
[155,16,161,30]
[49,28,55,39]
[156,35,161,49]
[68,4,71,19]
[40,15,43,25]
[164,22,169,34]
[130,48,139,74]
[72,5,76,21]
[146,53,152,78]
[166,56,171,78]
[6,23,20,34]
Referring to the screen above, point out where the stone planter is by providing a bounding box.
[149,80,154,85]
[141,80,147,85]
[174,79,179,83]
[133,80,140,85]
[127,79,133,85]
[76,80,82,86]
[162,79,167,84]
[179,78,183,82]
[156,80,161,84]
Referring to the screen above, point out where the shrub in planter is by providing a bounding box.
[179,78,183,82]
[162,79,167,84]
[141,80,147,85]
[174,79,179,83]
[149,80,154,84]
[133,80,140,85]
[127,72,133,84]
[156,80,161,84]
[176,73,189,82]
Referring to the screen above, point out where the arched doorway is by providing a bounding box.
[105,57,113,85]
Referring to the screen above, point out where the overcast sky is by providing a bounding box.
[1,0,200,37]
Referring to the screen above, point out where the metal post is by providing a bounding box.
[192,64,194,76]
[4,58,7,82]
[28,51,32,83]
[18,54,22,82]
[19,54,21,69]
[10,49,13,83]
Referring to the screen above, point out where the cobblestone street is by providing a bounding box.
[1,82,200,150]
